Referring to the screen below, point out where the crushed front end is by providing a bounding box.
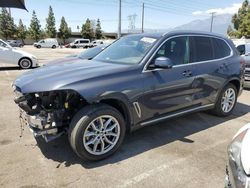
[13,88,87,142]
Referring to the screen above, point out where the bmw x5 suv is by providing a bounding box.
[13,31,244,161]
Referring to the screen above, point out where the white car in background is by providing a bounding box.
[34,38,58,49]
[0,39,38,69]
[226,123,250,188]
[69,39,90,48]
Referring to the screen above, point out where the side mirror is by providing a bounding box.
[152,57,173,69]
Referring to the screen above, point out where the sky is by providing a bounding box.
[9,0,244,32]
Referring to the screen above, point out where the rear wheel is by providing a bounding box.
[68,104,126,161]
[19,58,32,69]
[52,45,56,49]
[212,83,237,116]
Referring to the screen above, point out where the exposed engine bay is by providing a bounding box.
[14,89,87,141]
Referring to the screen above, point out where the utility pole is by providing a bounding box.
[210,12,216,32]
[8,8,11,16]
[141,3,145,33]
[118,0,122,38]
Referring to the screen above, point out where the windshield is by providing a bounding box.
[78,46,105,59]
[94,35,157,64]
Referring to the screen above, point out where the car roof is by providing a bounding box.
[164,30,227,39]
[126,30,228,40]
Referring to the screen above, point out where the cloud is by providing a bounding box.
[192,3,241,16]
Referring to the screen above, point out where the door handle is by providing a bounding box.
[182,70,193,77]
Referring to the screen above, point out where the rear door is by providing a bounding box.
[190,36,232,105]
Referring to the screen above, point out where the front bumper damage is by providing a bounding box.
[13,87,86,142]
[19,109,64,142]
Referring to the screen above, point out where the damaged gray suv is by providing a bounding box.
[13,31,244,161]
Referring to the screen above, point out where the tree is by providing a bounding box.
[45,6,56,38]
[16,19,27,43]
[29,10,41,41]
[230,0,250,38]
[58,16,71,44]
[81,18,95,40]
[0,8,16,40]
[95,19,103,39]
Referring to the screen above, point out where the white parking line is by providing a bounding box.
[119,139,227,187]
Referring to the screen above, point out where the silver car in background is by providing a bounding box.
[226,123,250,188]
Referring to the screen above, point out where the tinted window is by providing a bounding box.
[154,36,189,65]
[212,38,231,58]
[237,45,245,55]
[191,36,213,62]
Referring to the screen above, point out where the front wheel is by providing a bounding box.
[68,104,126,161]
[212,83,237,117]
[19,58,32,69]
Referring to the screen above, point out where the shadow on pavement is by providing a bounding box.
[0,66,22,71]
[35,102,250,169]
[0,66,38,71]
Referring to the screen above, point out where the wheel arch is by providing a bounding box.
[99,97,133,132]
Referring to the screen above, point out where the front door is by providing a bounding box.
[141,36,197,122]
[0,41,13,64]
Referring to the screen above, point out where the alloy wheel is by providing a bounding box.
[221,88,236,113]
[83,115,120,155]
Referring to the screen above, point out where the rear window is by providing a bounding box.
[191,36,214,62]
[236,44,245,55]
[212,38,231,58]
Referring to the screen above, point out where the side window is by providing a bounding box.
[236,45,246,55]
[154,36,189,66]
[191,36,214,62]
[212,38,231,58]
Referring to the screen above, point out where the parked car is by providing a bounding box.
[235,43,250,89]
[0,39,38,69]
[225,123,250,188]
[33,38,58,49]
[46,45,107,66]
[13,31,244,161]
[88,40,104,48]
[69,39,90,48]
[6,40,24,48]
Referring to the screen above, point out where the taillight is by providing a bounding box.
[240,58,246,68]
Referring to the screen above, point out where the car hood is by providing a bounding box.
[45,56,79,66]
[14,59,133,94]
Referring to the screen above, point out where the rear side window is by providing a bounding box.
[212,38,231,58]
[190,36,213,62]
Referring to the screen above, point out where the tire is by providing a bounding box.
[68,104,126,161]
[52,45,56,49]
[212,83,237,117]
[19,58,32,69]
[37,45,41,49]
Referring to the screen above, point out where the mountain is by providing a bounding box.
[122,14,233,36]
[174,14,233,35]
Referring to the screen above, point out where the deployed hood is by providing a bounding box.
[14,59,132,94]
